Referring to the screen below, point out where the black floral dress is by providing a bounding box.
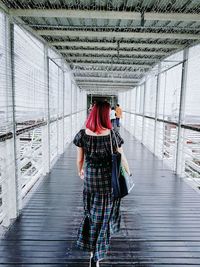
[73,129,124,261]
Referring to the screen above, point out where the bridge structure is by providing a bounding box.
[0,0,200,266]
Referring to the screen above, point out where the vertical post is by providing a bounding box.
[142,80,147,143]
[42,46,50,174]
[9,22,20,216]
[62,67,65,152]
[154,63,161,155]
[70,80,73,141]
[127,90,131,132]
[161,72,167,159]
[57,66,59,155]
[46,55,51,170]
[134,87,138,137]
[175,48,189,175]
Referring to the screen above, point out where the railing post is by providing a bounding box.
[127,91,131,130]
[9,21,20,219]
[154,63,161,155]
[62,64,65,152]
[142,80,147,143]
[175,48,189,175]
[70,80,73,141]
[57,66,60,156]
[134,87,138,137]
[57,66,63,156]
[42,47,50,173]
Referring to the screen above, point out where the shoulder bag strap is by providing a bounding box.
[109,130,113,154]
[112,129,119,150]
[110,129,119,154]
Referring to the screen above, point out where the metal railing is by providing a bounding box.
[122,111,200,182]
[0,109,86,227]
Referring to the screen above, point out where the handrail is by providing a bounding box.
[0,132,13,142]
[0,109,86,142]
[124,111,200,132]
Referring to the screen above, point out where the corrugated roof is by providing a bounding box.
[2,0,200,94]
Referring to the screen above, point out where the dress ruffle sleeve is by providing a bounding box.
[73,129,85,147]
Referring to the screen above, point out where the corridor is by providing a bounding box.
[0,129,200,266]
[1,1,200,266]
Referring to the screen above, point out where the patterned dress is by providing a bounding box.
[73,129,124,261]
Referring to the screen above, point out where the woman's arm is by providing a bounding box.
[117,146,131,175]
[76,147,84,179]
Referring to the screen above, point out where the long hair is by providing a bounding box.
[86,101,112,133]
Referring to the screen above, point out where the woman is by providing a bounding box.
[73,101,130,267]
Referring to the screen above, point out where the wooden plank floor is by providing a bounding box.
[0,129,200,266]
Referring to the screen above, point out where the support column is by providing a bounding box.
[62,66,65,152]
[57,67,60,155]
[134,87,138,137]
[142,80,147,143]
[154,63,161,155]
[127,91,131,130]
[161,72,167,160]
[175,49,189,175]
[46,54,51,170]
[70,80,73,141]
[9,22,20,219]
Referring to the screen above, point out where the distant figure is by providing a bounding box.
[115,104,122,127]
[110,106,116,128]
[88,103,93,114]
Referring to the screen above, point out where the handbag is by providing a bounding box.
[110,130,135,198]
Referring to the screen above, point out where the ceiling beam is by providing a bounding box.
[145,12,200,22]
[67,56,155,63]
[76,76,140,82]
[79,82,136,85]
[74,72,143,78]
[75,75,142,80]
[37,29,200,40]
[80,88,132,92]
[79,86,135,89]
[10,9,141,20]
[78,81,137,85]
[81,89,129,93]
[71,62,151,69]
[73,69,144,74]
[60,49,166,56]
[79,85,135,89]
[77,83,138,88]
[80,88,133,93]
[50,41,182,49]
[83,90,127,94]
[10,9,200,23]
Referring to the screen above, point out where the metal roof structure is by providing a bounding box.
[2,0,200,94]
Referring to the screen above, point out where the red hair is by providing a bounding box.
[86,101,112,133]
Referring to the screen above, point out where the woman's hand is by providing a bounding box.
[78,169,84,180]
[123,165,132,176]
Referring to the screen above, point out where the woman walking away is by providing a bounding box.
[73,101,130,267]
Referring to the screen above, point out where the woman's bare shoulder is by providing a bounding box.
[85,128,110,136]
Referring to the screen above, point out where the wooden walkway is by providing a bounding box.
[0,129,200,266]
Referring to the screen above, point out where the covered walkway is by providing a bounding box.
[1,1,200,266]
[1,129,200,266]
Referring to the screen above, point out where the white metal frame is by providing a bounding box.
[0,9,87,228]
